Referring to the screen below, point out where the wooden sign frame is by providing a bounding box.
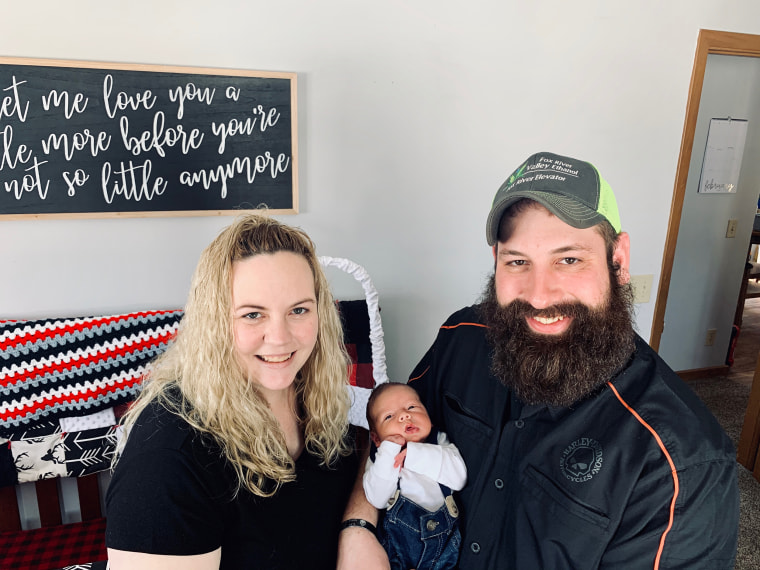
[0,57,298,219]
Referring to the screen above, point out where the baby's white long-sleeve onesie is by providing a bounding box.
[363,430,467,512]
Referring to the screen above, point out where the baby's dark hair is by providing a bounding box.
[365,382,420,432]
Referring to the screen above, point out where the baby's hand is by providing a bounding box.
[394,449,407,469]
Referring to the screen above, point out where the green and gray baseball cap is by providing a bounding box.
[486,152,621,246]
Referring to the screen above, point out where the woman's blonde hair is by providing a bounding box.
[119,214,352,497]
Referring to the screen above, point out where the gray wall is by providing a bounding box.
[659,54,760,371]
[3,2,760,380]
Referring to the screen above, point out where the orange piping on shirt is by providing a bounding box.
[408,365,429,383]
[606,381,679,570]
[440,322,488,330]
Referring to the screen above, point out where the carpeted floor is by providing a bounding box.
[685,297,760,569]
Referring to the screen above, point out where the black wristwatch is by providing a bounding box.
[339,518,377,535]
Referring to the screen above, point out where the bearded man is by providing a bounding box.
[338,152,739,570]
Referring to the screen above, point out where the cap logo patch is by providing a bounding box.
[560,437,603,483]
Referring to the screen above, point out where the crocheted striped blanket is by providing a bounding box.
[0,310,183,437]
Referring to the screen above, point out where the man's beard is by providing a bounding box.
[480,273,636,408]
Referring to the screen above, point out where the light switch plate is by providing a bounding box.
[727,219,738,238]
[629,274,653,304]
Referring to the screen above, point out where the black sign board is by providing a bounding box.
[0,58,297,218]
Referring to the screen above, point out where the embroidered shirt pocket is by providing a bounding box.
[522,465,611,532]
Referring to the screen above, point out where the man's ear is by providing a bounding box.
[613,232,631,284]
[492,244,498,262]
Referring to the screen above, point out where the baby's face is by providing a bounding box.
[370,385,432,447]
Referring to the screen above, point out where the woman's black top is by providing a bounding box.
[106,399,358,569]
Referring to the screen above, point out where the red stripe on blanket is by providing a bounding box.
[1,329,176,387]
[0,373,142,424]
[0,310,179,350]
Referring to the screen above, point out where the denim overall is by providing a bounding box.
[373,431,462,570]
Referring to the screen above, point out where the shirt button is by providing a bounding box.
[470,542,481,554]
[426,520,439,531]
[494,478,504,489]
[515,419,525,428]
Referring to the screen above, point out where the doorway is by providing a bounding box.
[656,51,760,373]
[651,29,760,474]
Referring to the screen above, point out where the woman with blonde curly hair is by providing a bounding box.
[106,214,359,569]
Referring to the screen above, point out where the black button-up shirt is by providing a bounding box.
[410,305,738,569]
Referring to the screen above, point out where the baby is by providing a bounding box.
[363,382,467,570]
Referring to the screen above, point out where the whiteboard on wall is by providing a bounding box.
[698,118,749,194]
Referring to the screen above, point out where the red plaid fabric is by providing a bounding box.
[0,517,107,570]
[345,343,375,388]
[337,300,376,388]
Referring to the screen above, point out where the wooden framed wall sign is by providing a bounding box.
[0,57,298,219]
